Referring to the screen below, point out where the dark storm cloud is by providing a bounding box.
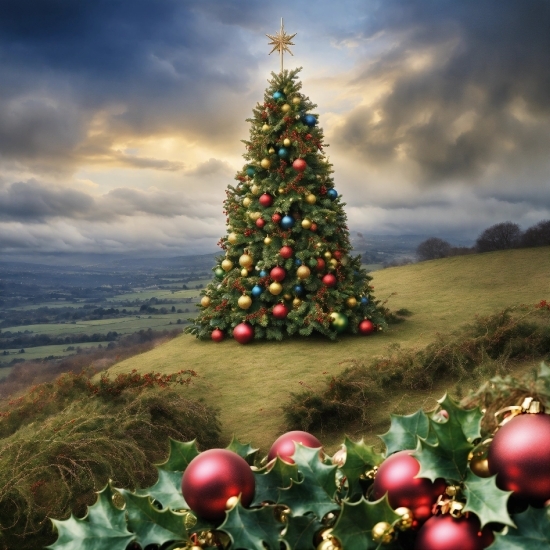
[335,0,550,183]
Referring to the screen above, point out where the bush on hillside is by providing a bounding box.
[416,237,452,261]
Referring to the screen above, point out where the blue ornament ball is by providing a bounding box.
[294,285,304,295]
[260,270,268,277]
[303,114,317,127]
[361,296,369,305]
[272,91,285,101]
[278,147,289,158]
[327,189,338,201]
[281,215,295,229]
[295,258,302,266]
[251,285,263,298]
[246,166,256,177]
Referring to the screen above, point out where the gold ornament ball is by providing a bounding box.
[316,242,323,248]
[297,265,311,279]
[292,96,301,105]
[340,255,349,266]
[324,251,332,260]
[301,218,312,229]
[260,158,271,169]
[329,258,338,267]
[278,187,286,194]
[293,297,302,307]
[283,293,292,301]
[269,281,283,295]
[317,540,336,550]
[264,236,272,245]
[346,297,358,308]
[394,508,414,531]
[283,138,291,147]
[226,496,239,510]
[305,193,317,205]
[281,103,291,113]
[238,295,252,310]
[221,259,233,272]
[200,296,211,307]
[251,184,260,195]
[371,522,395,545]
[242,197,252,207]
[249,211,261,221]
[241,268,249,277]
[262,124,270,132]
[228,232,238,244]
[268,147,275,154]
[239,254,253,268]
[469,456,491,478]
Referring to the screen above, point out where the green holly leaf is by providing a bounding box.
[282,515,323,550]
[47,484,134,550]
[414,438,465,482]
[251,457,299,506]
[293,444,338,497]
[136,469,187,510]
[158,439,199,472]
[379,410,431,455]
[437,394,483,443]
[331,496,401,550]
[226,436,259,465]
[341,437,384,499]
[118,490,188,548]
[489,507,550,549]
[219,501,282,550]
[463,470,514,529]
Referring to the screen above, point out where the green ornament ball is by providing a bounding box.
[214,267,225,280]
[329,312,348,333]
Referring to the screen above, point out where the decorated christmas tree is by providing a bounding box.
[187,22,385,344]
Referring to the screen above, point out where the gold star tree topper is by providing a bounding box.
[266,18,296,72]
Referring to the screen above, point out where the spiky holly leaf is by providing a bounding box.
[118,490,188,548]
[341,436,384,499]
[158,439,199,472]
[282,515,323,550]
[490,506,550,549]
[379,410,432,455]
[136,469,187,510]
[437,394,483,443]
[47,484,134,550]
[226,436,259,465]
[293,444,338,497]
[251,457,299,506]
[331,496,401,550]
[463,470,514,529]
[219,501,282,550]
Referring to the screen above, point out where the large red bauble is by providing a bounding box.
[414,514,494,550]
[267,430,322,463]
[316,258,325,271]
[333,250,342,260]
[255,218,265,228]
[292,158,307,172]
[259,193,273,207]
[488,413,550,505]
[322,273,337,287]
[270,266,286,282]
[359,319,375,335]
[233,323,254,344]
[272,213,282,223]
[372,451,446,525]
[272,303,289,319]
[211,329,224,342]
[181,449,255,522]
[280,246,293,259]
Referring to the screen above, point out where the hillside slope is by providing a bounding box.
[106,246,550,450]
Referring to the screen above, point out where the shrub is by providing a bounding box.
[416,237,452,261]
[475,221,522,252]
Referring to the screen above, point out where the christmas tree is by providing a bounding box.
[187,22,385,343]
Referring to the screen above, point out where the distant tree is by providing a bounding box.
[521,219,550,248]
[476,222,522,253]
[171,306,176,312]
[416,238,452,261]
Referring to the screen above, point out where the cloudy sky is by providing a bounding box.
[1,0,549,257]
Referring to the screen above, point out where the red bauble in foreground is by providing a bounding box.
[267,430,322,463]
[270,266,286,282]
[255,218,265,228]
[233,323,254,344]
[272,303,289,319]
[358,319,375,335]
[259,193,273,207]
[414,514,493,550]
[211,329,224,342]
[488,413,550,505]
[292,158,307,172]
[280,245,293,259]
[322,273,337,287]
[372,451,446,525]
[272,213,282,223]
[182,449,255,522]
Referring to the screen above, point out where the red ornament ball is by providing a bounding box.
[181,449,255,522]
[358,319,375,335]
[211,329,224,342]
[267,430,322,464]
[333,250,342,260]
[322,273,337,287]
[272,303,289,319]
[255,218,265,229]
[280,246,293,259]
[372,451,446,525]
[316,258,326,271]
[414,514,494,550]
[272,213,282,223]
[270,266,286,282]
[292,158,307,172]
[259,193,273,207]
[310,223,317,231]
[488,413,550,505]
[233,323,254,344]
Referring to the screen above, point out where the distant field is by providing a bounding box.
[107,283,208,302]
[105,246,550,452]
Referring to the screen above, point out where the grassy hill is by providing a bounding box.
[106,246,550,451]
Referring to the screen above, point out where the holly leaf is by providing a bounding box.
[293,443,338,497]
[47,484,134,550]
[136,469,187,510]
[535,361,550,399]
[158,439,199,472]
[118,490,188,548]
[341,437,384,499]
[378,410,431,455]
[489,506,550,549]
[226,436,259,465]
[282,515,323,550]
[251,457,299,506]
[463,470,514,529]
[414,438,465,482]
[331,496,401,550]
[219,501,282,550]
[436,394,483,443]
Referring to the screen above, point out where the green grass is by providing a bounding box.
[97,247,550,451]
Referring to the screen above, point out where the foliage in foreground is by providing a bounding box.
[0,369,220,549]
